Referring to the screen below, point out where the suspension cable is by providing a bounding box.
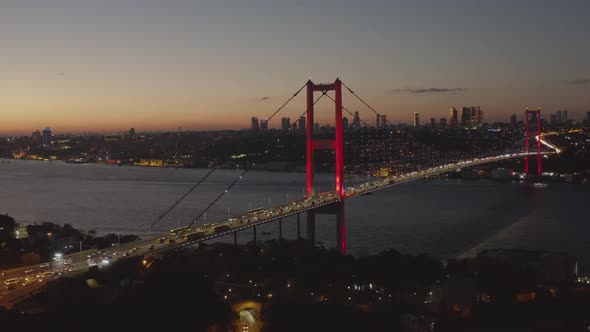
[323,92,370,127]
[286,91,328,130]
[172,167,250,241]
[148,167,217,230]
[170,91,325,240]
[266,81,308,123]
[341,81,380,116]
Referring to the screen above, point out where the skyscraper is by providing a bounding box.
[376,114,381,128]
[449,107,458,127]
[413,112,420,127]
[471,106,483,127]
[42,128,52,147]
[342,116,349,129]
[563,110,568,123]
[32,130,41,147]
[281,117,291,130]
[260,118,268,130]
[352,111,361,128]
[381,114,387,127]
[439,117,447,128]
[298,116,306,131]
[510,114,517,127]
[461,107,470,126]
[430,117,436,128]
[461,106,483,127]
[251,117,259,131]
[129,128,136,138]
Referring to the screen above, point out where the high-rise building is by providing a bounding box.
[473,107,483,126]
[461,107,470,126]
[342,116,349,129]
[32,130,41,147]
[298,116,306,131]
[510,114,517,127]
[439,117,447,128]
[413,112,420,127]
[42,128,52,147]
[129,128,136,138]
[556,110,562,123]
[449,107,458,127]
[430,117,436,128]
[381,114,387,127]
[461,106,483,127]
[352,111,361,128]
[251,117,259,131]
[563,110,568,123]
[281,117,291,130]
[376,114,381,128]
[587,111,590,120]
[260,118,268,130]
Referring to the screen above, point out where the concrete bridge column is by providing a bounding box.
[297,213,301,239]
[336,201,346,255]
[306,210,315,244]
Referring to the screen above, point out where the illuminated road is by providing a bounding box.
[0,151,553,308]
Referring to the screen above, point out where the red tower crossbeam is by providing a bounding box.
[305,79,345,199]
[524,108,542,175]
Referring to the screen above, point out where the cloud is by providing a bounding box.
[560,79,590,85]
[258,96,273,101]
[392,87,466,94]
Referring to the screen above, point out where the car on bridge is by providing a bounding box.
[22,276,37,286]
[4,278,20,290]
[183,231,206,241]
[214,224,231,233]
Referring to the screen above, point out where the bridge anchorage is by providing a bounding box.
[305,78,346,254]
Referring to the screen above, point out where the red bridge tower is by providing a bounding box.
[305,79,346,254]
[524,108,542,175]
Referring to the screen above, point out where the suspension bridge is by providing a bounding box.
[1,78,555,307]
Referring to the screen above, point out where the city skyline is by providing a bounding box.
[1,0,589,135]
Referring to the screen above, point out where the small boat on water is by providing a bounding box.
[531,182,549,188]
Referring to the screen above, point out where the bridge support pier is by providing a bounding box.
[297,214,301,239]
[306,201,346,255]
[336,202,346,254]
[306,210,316,244]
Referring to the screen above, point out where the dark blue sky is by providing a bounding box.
[1,0,589,133]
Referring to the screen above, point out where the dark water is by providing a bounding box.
[1,159,589,272]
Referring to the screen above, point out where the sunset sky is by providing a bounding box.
[1,0,589,135]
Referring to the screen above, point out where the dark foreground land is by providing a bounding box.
[2,236,590,332]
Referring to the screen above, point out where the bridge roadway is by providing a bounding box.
[0,151,553,308]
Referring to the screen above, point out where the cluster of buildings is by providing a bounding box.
[548,109,569,126]
[251,106,486,132]
[31,128,52,147]
[251,112,366,133]
[422,106,484,129]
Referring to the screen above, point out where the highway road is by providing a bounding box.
[0,151,554,308]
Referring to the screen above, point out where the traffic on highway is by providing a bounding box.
[1,151,553,307]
